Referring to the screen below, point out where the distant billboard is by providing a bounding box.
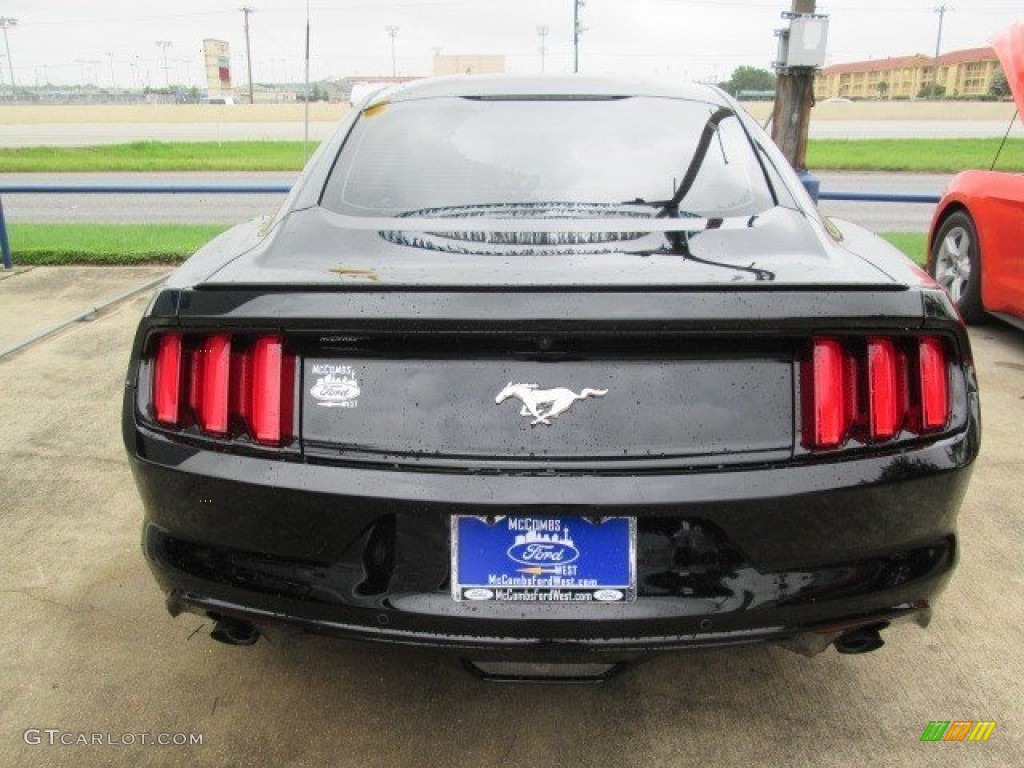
[203,39,233,100]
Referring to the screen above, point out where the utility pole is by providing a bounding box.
[932,5,948,99]
[537,25,549,73]
[770,0,820,175]
[572,1,584,73]
[107,52,115,88]
[155,41,172,87]
[241,7,255,104]
[385,26,399,77]
[0,17,17,95]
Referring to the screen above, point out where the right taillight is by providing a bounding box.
[802,335,951,450]
[147,332,295,446]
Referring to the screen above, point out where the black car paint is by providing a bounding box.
[124,77,980,666]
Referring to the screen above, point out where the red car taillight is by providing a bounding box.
[153,333,183,426]
[802,335,950,450]
[866,337,905,441]
[150,332,295,446]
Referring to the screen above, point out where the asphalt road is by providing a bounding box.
[1,171,949,233]
[0,267,1021,768]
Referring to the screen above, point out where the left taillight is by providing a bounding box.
[148,331,295,446]
[153,333,183,426]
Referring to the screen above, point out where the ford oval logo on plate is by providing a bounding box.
[593,589,624,602]
[463,588,494,601]
[506,534,580,566]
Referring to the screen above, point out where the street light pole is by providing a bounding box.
[241,7,256,104]
[572,1,584,73]
[385,26,400,77]
[537,25,549,73]
[932,5,948,99]
[0,17,17,95]
[156,41,172,87]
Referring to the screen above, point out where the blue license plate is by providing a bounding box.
[452,516,636,603]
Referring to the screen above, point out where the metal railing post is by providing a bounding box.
[0,194,12,270]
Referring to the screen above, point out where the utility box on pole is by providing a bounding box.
[778,15,829,69]
[771,1,828,200]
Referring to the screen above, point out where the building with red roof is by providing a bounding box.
[814,46,1001,100]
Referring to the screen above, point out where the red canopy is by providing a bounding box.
[991,22,1024,118]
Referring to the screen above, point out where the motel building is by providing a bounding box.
[814,46,1002,100]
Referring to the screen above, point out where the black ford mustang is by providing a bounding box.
[124,76,980,681]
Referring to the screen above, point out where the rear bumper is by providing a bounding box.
[130,411,977,657]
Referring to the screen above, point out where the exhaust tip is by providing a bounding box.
[834,623,887,655]
[210,617,260,646]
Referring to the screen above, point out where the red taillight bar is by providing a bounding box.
[153,333,182,425]
[803,335,952,451]
[919,337,950,431]
[804,338,847,450]
[250,335,292,445]
[148,332,294,445]
[198,334,232,435]
[866,337,903,441]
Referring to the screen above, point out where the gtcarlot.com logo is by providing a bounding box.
[920,721,996,742]
[23,729,203,747]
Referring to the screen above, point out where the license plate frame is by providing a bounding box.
[451,515,637,604]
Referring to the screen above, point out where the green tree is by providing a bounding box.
[718,66,776,96]
[877,81,889,99]
[989,66,1010,98]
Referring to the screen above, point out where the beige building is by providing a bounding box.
[815,46,1001,100]
[433,54,506,76]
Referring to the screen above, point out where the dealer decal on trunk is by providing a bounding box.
[309,364,361,408]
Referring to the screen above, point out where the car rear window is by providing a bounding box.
[320,96,777,219]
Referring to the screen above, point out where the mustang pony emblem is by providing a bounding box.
[495,382,608,426]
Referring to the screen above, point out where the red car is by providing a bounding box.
[928,24,1024,329]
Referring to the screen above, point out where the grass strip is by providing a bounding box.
[807,138,1023,173]
[6,222,929,268]
[7,223,230,265]
[0,138,1021,173]
[0,140,309,172]
[881,232,927,265]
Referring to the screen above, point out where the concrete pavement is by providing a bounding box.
[0,270,1021,768]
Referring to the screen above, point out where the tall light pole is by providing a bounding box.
[771,0,821,174]
[932,5,948,99]
[156,41,172,87]
[241,6,256,104]
[537,25,549,73]
[385,26,399,77]
[572,1,584,73]
[107,52,115,88]
[0,17,17,94]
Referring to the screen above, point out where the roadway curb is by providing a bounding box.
[0,271,169,360]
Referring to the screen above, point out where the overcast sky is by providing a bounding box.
[1,1,1020,89]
